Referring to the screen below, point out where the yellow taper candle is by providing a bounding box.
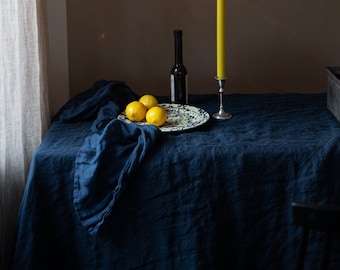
[216,0,226,79]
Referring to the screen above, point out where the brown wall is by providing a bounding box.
[66,0,340,97]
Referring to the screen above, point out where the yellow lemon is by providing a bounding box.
[125,101,147,122]
[139,94,158,110]
[146,106,167,127]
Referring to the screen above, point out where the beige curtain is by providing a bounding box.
[0,0,50,269]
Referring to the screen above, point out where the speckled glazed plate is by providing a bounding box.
[118,103,210,132]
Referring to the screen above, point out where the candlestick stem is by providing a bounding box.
[213,78,232,120]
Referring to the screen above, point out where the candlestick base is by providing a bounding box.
[213,109,232,120]
[212,78,232,120]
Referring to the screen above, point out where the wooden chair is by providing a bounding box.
[292,202,340,270]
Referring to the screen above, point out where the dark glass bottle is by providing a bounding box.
[170,30,188,104]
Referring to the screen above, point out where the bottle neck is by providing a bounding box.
[174,30,183,65]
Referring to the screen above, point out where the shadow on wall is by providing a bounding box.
[66,0,340,96]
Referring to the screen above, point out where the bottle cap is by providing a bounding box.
[174,30,183,36]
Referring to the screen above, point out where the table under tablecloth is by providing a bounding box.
[12,88,340,270]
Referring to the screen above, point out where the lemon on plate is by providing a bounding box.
[146,106,167,127]
[125,101,147,122]
[139,94,158,110]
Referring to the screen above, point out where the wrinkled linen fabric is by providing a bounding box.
[55,80,138,124]
[74,119,160,233]
[12,93,340,270]
[0,1,50,269]
[58,80,160,233]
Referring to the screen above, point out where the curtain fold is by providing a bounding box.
[0,0,50,269]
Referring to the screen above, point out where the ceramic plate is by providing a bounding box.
[118,103,210,132]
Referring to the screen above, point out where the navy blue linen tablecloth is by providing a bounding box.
[12,89,340,269]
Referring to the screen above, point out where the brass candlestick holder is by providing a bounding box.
[213,78,232,120]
